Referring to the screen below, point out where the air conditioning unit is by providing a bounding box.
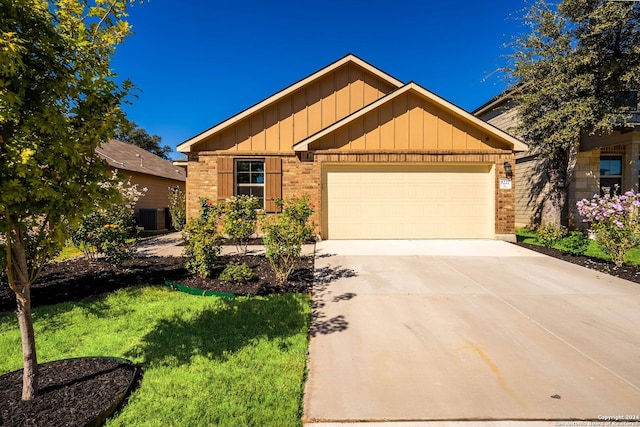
[137,208,168,231]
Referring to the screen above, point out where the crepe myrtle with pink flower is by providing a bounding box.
[577,186,640,267]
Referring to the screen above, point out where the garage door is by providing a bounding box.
[323,164,494,239]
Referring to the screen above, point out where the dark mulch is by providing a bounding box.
[0,358,139,427]
[0,251,313,427]
[0,254,313,313]
[515,242,640,284]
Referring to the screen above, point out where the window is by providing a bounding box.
[235,159,265,206]
[600,156,622,194]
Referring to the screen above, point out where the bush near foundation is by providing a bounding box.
[577,187,640,267]
[261,197,314,285]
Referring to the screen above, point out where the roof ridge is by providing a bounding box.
[177,54,404,153]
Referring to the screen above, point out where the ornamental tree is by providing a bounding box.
[0,0,136,401]
[506,0,640,226]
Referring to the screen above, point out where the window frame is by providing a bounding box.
[234,158,265,208]
[600,155,623,194]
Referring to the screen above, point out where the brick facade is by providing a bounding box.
[185,150,516,238]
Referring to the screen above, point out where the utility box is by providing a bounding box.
[137,208,168,231]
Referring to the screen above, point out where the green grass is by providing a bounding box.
[0,287,311,426]
[515,228,640,267]
[55,241,83,260]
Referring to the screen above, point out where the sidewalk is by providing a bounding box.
[136,232,314,257]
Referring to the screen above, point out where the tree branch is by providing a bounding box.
[93,1,118,37]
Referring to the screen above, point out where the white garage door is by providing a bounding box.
[323,164,495,239]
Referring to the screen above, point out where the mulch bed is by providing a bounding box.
[515,242,640,284]
[0,358,139,427]
[0,251,313,426]
[0,254,313,313]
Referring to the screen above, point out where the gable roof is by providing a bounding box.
[177,54,404,153]
[97,139,186,181]
[472,83,530,117]
[293,82,528,152]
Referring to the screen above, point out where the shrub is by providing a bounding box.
[199,197,223,222]
[183,200,223,278]
[557,231,590,256]
[219,262,254,284]
[261,196,314,285]
[536,222,567,247]
[168,186,186,231]
[221,195,260,255]
[71,173,145,266]
[577,187,640,267]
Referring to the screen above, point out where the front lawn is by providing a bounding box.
[0,286,311,426]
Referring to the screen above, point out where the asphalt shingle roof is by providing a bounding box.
[96,139,186,181]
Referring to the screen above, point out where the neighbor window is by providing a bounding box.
[235,159,265,207]
[600,156,622,194]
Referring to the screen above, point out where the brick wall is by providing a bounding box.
[185,153,217,220]
[185,150,517,238]
[282,156,322,234]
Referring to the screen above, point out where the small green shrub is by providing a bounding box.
[221,195,260,255]
[71,173,144,266]
[261,196,314,285]
[557,231,590,256]
[536,222,567,247]
[199,197,223,222]
[183,200,223,278]
[219,262,254,284]
[168,186,186,231]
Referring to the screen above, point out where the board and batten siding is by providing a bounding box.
[196,64,396,153]
[308,92,503,152]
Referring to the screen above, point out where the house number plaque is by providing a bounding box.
[499,178,512,190]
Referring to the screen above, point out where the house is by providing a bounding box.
[177,54,527,240]
[474,91,640,229]
[97,139,187,230]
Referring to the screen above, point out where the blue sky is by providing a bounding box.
[112,0,528,158]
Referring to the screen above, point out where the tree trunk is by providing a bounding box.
[7,229,39,401]
[541,182,567,226]
[16,287,38,401]
[541,145,577,227]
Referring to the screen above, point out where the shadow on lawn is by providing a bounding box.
[125,294,308,368]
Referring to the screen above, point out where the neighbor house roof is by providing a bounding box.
[177,53,404,154]
[293,82,529,152]
[97,139,186,181]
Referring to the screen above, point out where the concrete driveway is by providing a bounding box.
[303,240,640,425]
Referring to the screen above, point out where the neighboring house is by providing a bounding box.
[177,54,527,240]
[97,139,187,230]
[474,91,640,229]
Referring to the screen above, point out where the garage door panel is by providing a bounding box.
[325,165,494,239]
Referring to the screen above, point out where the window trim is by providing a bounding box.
[235,158,265,208]
[600,155,623,194]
